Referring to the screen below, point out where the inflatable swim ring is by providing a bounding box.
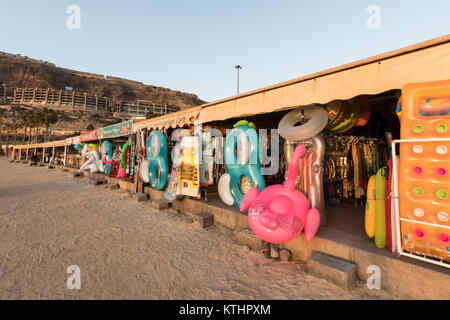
[101,140,113,176]
[218,123,265,208]
[278,105,328,142]
[147,130,169,190]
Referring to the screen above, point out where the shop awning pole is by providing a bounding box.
[64,144,67,167]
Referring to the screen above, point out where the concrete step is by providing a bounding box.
[150,199,169,210]
[131,193,149,202]
[89,178,106,186]
[89,172,105,180]
[72,172,83,178]
[105,183,120,190]
[193,212,214,228]
[306,251,357,290]
[234,229,265,253]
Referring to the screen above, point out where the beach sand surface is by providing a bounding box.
[0,159,400,299]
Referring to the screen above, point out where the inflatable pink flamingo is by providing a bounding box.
[240,145,321,243]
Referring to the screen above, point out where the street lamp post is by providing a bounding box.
[235,65,242,95]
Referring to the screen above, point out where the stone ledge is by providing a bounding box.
[89,178,106,186]
[234,229,265,253]
[307,251,357,290]
[150,200,169,210]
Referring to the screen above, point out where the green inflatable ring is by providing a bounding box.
[121,140,130,171]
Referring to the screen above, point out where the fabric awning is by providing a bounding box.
[52,140,67,147]
[199,35,450,123]
[132,106,202,132]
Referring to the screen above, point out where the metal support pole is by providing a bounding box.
[64,144,67,167]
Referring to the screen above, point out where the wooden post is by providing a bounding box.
[26,148,29,162]
[95,95,98,112]
[52,146,55,164]
[63,144,67,167]
[165,104,167,114]
[84,93,87,110]
[42,147,46,164]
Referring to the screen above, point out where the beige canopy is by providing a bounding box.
[132,106,202,132]
[199,35,450,123]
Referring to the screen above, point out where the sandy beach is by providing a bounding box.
[0,158,399,299]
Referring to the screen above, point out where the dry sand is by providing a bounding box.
[0,158,399,299]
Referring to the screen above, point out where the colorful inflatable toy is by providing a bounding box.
[240,145,321,243]
[375,166,387,248]
[147,130,169,190]
[278,105,327,221]
[329,100,361,133]
[278,105,328,142]
[356,96,372,127]
[101,140,113,176]
[218,122,265,208]
[79,150,101,173]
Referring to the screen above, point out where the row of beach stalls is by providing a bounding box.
[9,36,450,297]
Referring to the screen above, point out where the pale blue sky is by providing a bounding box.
[0,1,449,102]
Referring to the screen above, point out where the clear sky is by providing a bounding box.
[0,0,449,102]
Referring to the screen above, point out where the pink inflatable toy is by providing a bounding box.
[240,145,321,243]
[116,164,127,178]
[102,155,127,178]
[102,155,113,165]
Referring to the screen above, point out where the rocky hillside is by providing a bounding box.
[0,51,206,109]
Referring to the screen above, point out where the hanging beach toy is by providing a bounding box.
[327,100,361,133]
[278,105,328,142]
[240,144,321,243]
[278,105,327,224]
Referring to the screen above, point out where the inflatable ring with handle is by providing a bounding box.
[147,130,169,190]
[218,122,265,208]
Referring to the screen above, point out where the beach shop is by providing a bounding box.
[125,36,450,298]
[97,120,133,179]
[9,35,450,298]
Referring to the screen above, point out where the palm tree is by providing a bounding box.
[4,123,12,158]
[21,110,33,145]
[42,108,59,142]
[29,110,43,144]
[13,122,20,146]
